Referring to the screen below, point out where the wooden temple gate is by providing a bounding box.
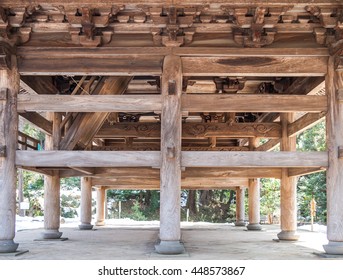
[0,0,342,255]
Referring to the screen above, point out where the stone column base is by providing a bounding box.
[95,221,105,226]
[235,221,247,227]
[41,229,63,239]
[247,223,262,231]
[79,223,94,230]
[0,239,19,253]
[155,240,185,255]
[323,241,343,255]
[277,230,299,241]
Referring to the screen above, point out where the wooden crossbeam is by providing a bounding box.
[181,151,328,168]
[16,151,161,167]
[19,112,52,135]
[182,94,327,113]
[288,112,326,137]
[182,56,328,76]
[16,150,328,168]
[17,94,326,113]
[17,94,162,112]
[96,122,281,139]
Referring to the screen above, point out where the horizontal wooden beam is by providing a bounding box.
[92,177,249,188]
[96,122,281,138]
[288,167,326,177]
[17,95,162,113]
[181,151,328,168]
[16,151,161,168]
[16,150,328,168]
[182,56,328,76]
[255,139,280,151]
[182,95,327,113]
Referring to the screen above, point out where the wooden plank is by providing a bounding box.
[17,94,162,113]
[288,112,326,137]
[181,151,328,168]
[182,94,327,113]
[96,122,281,138]
[182,56,328,76]
[15,151,161,167]
[19,112,52,135]
[18,57,163,76]
[69,167,95,175]
[288,167,326,177]
[59,76,132,150]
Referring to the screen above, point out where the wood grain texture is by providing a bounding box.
[288,112,326,137]
[182,94,327,113]
[19,112,52,135]
[182,56,328,76]
[279,113,297,233]
[181,151,328,168]
[18,94,161,112]
[0,54,19,241]
[159,54,182,241]
[16,150,161,167]
[326,55,343,242]
[80,177,93,225]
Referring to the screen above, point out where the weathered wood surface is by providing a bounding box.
[159,54,182,242]
[59,76,132,150]
[325,55,343,243]
[288,167,326,177]
[17,94,162,112]
[288,112,326,137]
[181,151,328,167]
[96,122,281,138]
[16,151,161,167]
[80,177,93,226]
[16,150,328,168]
[0,53,19,244]
[279,113,298,239]
[182,56,328,76]
[182,95,327,113]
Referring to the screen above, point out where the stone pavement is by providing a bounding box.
[0,221,338,260]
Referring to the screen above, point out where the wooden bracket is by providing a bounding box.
[0,145,6,157]
[337,89,343,101]
[339,146,343,159]
[0,88,8,100]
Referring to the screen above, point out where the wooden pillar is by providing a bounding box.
[155,55,185,254]
[96,187,106,226]
[42,112,62,239]
[247,138,262,230]
[323,54,343,254]
[277,113,299,240]
[79,177,93,230]
[235,187,246,226]
[0,44,19,252]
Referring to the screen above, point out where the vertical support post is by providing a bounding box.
[0,46,19,253]
[18,169,25,217]
[96,187,106,226]
[323,54,343,254]
[155,55,185,254]
[235,187,246,226]
[42,112,63,239]
[79,177,93,230]
[277,113,299,241]
[247,138,262,231]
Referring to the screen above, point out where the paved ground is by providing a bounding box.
[0,220,337,260]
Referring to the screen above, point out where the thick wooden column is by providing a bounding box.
[247,138,262,230]
[96,187,106,226]
[277,113,299,240]
[324,54,343,254]
[79,177,93,230]
[155,55,185,254]
[42,112,63,239]
[0,45,19,252]
[235,187,246,226]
